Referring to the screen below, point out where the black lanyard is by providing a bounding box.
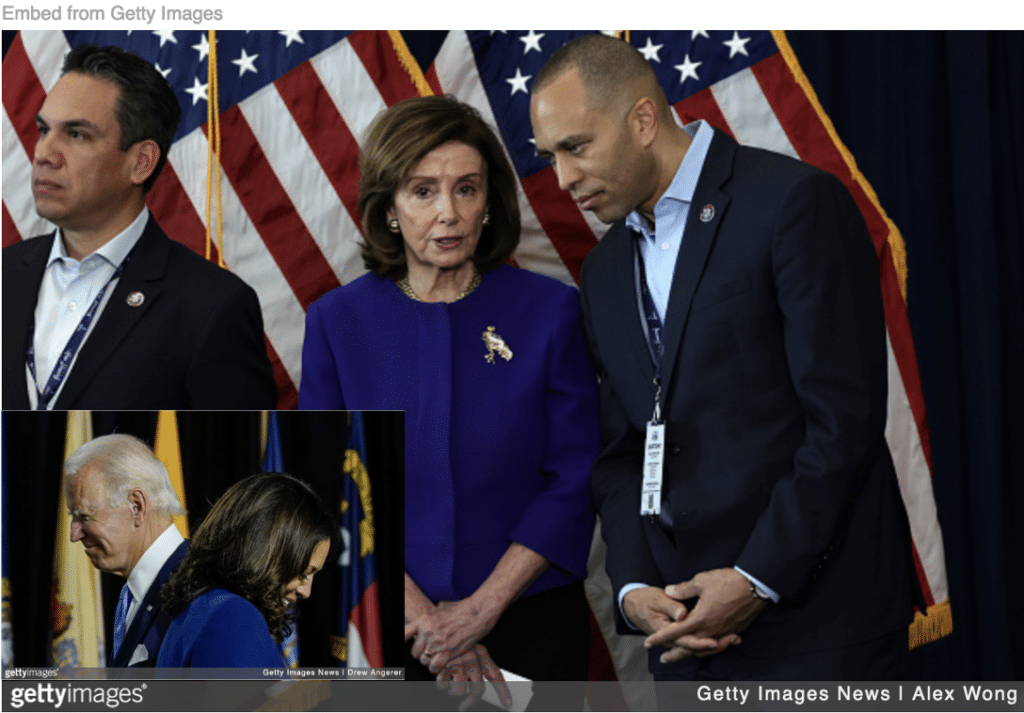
[634,235,665,424]
[27,257,128,410]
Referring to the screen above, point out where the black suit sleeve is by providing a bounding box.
[184,279,277,409]
[734,170,890,603]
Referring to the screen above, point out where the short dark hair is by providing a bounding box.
[161,473,335,643]
[62,44,181,192]
[534,34,665,116]
[358,95,520,279]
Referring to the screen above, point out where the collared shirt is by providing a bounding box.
[124,523,185,629]
[28,208,149,409]
[625,120,715,324]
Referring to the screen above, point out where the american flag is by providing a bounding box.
[3,30,425,408]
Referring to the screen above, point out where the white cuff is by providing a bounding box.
[734,566,780,603]
[617,582,651,630]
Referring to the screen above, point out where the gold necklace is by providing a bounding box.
[396,270,482,303]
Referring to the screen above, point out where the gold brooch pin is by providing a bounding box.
[482,326,513,364]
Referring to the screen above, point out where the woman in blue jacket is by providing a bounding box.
[156,473,334,668]
[300,96,599,692]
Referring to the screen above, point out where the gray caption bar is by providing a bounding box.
[0,679,1021,711]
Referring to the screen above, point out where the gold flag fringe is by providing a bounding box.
[772,30,909,302]
[205,30,225,267]
[387,31,434,98]
[909,599,953,649]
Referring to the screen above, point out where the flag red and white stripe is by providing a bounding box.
[3,30,425,408]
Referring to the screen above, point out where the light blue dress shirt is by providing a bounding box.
[626,120,715,325]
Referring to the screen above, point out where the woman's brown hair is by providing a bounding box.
[358,95,521,278]
[161,473,335,642]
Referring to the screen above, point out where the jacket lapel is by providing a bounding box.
[112,539,189,667]
[659,130,736,401]
[55,218,168,408]
[602,221,658,400]
[3,235,53,409]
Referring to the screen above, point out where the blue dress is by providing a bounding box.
[299,265,599,602]
[156,589,284,668]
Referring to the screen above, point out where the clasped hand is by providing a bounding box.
[405,598,500,674]
[434,644,512,711]
[625,568,767,664]
[406,600,510,710]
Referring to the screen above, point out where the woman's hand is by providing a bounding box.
[435,644,512,711]
[405,543,549,675]
[405,598,501,674]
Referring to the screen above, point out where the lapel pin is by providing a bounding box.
[699,204,715,223]
[126,291,145,308]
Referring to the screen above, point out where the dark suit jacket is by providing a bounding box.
[3,217,276,409]
[582,130,918,667]
[111,540,189,668]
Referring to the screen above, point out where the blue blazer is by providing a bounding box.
[300,265,599,603]
[156,589,283,668]
[583,130,919,665]
[111,540,189,667]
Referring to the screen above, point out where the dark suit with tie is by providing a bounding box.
[583,129,918,678]
[3,216,276,409]
[111,540,189,668]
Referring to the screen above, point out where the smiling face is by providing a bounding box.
[388,140,488,276]
[33,72,152,244]
[67,463,141,578]
[530,67,656,224]
[282,538,331,604]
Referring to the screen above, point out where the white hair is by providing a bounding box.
[64,433,185,516]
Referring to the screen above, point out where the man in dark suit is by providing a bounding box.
[64,434,189,667]
[3,43,275,409]
[530,34,918,680]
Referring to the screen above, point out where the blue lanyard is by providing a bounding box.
[634,235,665,424]
[27,257,129,410]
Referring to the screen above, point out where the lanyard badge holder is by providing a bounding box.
[641,381,666,519]
[635,238,666,520]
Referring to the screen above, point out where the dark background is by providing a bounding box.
[3,30,1022,681]
[1,410,405,668]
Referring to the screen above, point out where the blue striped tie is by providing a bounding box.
[112,584,132,660]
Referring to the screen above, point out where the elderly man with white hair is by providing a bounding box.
[64,433,188,667]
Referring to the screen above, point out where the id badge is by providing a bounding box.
[640,421,665,516]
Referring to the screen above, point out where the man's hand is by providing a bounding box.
[405,598,501,674]
[435,644,512,712]
[623,586,727,657]
[622,586,687,636]
[644,568,767,663]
